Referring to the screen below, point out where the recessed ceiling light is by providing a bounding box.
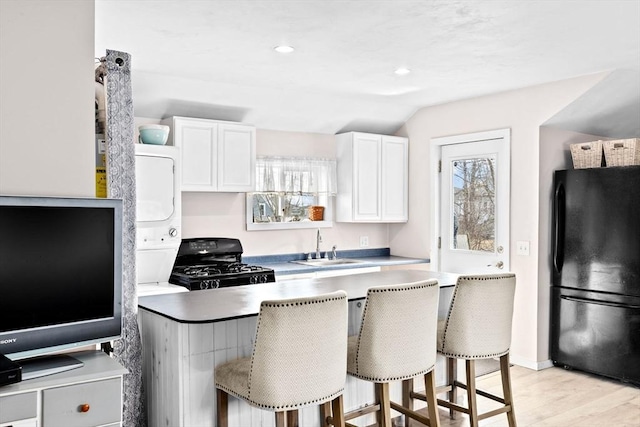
[274,45,295,54]
[394,67,411,76]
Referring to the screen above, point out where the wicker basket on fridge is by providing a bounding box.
[570,140,604,169]
[308,205,324,221]
[603,138,640,167]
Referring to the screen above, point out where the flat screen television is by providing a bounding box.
[0,195,123,379]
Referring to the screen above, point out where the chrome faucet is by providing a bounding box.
[315,229,322,259]
[331,245,337,260]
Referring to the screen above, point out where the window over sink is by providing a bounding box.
[246,157,336,230]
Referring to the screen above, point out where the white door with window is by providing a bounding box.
[432,129,510,273]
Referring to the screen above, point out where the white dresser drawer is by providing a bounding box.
[0,420,37,427]
[0,392,37,424]
[42,378,121,427]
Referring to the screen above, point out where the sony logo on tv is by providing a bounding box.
[0,338,17,345]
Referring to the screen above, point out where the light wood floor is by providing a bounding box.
[404,365,640,427]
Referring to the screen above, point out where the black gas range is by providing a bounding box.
[169,238,275,291]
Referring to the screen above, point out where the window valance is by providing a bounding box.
[254,157,337,195]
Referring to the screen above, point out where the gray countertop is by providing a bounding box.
[138,270,458,324]
[254,254,429,276]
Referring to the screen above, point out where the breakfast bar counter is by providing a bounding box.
[138,270,459,427]
[139,270,458,323]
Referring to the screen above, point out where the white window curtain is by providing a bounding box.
[255,157,337,194]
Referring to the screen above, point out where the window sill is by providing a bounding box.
[246,219,333,231]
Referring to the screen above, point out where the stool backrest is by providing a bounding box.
[248,291,348,409]
[353,280,439,381]
[440,273,516,358]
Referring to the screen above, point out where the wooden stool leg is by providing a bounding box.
[331,394,345,427]
[216,388,228,427]
[275,411,286,427]
[500,354,517,427]
[402,378,414,412]
[447,357,457,419]
[287,409,299,427]
[320,402,332,426]
[374,381,382,426]
[377,382,392,427]
[424,370,441,427]
[465,360,479,427]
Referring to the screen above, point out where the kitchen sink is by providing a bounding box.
[290,258,366,267]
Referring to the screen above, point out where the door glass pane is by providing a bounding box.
[451,157,496,252]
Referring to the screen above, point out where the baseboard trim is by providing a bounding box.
[537,359,554,370]
[510,355,554,371]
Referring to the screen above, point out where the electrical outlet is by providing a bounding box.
[359,236,369,248]
[516,240,530,256]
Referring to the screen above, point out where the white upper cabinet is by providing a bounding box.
[163,117,256,192]
[217,123,255,191]
[336,132,408,222]
[380,135,408,221]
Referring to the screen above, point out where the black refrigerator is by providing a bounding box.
[551,166,640,385]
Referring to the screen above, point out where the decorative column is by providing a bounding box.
[104,49,145,427]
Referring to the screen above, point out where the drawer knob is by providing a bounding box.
[79,403,91,413]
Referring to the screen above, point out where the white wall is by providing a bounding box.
[0,0,95,197]
[391,72,608,368]
[180,128,389,256]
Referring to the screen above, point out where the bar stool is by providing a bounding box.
[413,273,517,427]
[215,291,348,427]
[325,280,440,427]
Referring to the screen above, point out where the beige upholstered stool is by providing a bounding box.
[413,273,517,427]
[215,291,348,427]
[325,280,440,427]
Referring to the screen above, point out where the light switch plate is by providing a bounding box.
[516,240,530,256]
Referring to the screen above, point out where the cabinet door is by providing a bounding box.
[353,133,381,221]
[174,118,218,191]
[217,123,255,192]
[381,136,408,221]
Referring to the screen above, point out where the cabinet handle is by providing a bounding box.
[79,403,91,413]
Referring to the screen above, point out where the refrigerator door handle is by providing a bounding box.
[553,183,565,274]
[560,295,640,310]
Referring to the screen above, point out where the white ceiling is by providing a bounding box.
[95,0,640,136]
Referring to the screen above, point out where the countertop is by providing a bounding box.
[243,248,429,276]
[138,270,458,324]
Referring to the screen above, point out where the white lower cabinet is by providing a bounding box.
[275,272,316,282]
[276,266,381,282]
[0,352,126,427]
[314,266,380,278]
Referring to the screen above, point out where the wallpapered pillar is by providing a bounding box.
[104,49,146,427]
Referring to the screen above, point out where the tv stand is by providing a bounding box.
[0,351,126,427]
[19,353,84,381]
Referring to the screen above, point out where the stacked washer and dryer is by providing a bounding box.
[134,144,188,296]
